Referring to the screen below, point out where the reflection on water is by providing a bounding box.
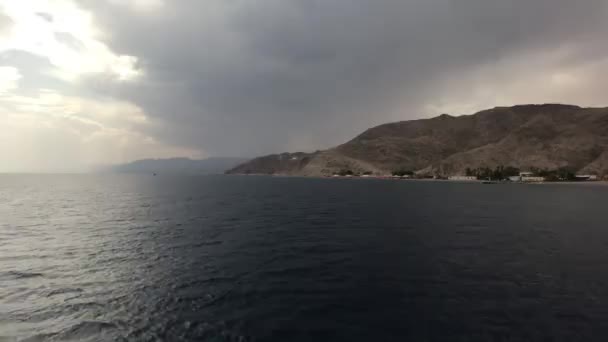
[1,174,608,341]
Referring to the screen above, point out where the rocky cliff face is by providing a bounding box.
[227,104,608,177]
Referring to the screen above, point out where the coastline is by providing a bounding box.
[225,173,608,185]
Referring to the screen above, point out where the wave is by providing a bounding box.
[18,321,119,342]
[45,287,84,297]
[0,271,44,280]
[56,320,119,340]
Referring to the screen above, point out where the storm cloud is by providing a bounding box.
[2,0,608,171]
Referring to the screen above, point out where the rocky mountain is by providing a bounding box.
[107,157,248,174]
[227,104,608,177]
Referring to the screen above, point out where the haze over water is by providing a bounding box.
[1,174,608,341]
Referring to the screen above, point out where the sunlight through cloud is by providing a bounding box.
[0,0,141,82]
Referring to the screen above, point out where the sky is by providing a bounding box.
[0,0,607,172]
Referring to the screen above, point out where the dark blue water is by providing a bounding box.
[1,174,608,341]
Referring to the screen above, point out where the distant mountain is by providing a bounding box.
[227,104,608,177]
[108,157,248,174]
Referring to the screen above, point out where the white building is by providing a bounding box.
[575,175,598,181]
[516,171,544,182]
[521,176,545,182]
[448,176,477,181]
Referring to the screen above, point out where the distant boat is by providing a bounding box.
[482,178,497,184]
[153,172,157,176]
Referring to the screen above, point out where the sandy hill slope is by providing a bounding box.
[227,104,608,177]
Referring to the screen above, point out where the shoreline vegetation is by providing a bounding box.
[227,170,608,185]
[232,165,607,184]
[229,173,608,185]
[335,165,603,183]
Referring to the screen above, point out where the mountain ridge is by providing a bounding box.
[106,157,248,174]
[227,104,608,177]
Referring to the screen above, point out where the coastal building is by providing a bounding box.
[509,176,522,182]
[521,176,545,182]
[448,175,477,181]
[516,171,544,182]
[575,175,598,181]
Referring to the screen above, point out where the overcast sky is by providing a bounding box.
[1,0,607,172]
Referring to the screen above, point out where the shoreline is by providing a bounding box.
[226,173,608,185]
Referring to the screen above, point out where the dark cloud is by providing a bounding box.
[77,0,608,157]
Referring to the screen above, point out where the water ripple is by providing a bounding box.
[2,174,608,341]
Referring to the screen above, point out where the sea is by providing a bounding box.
[1,174,607,341]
